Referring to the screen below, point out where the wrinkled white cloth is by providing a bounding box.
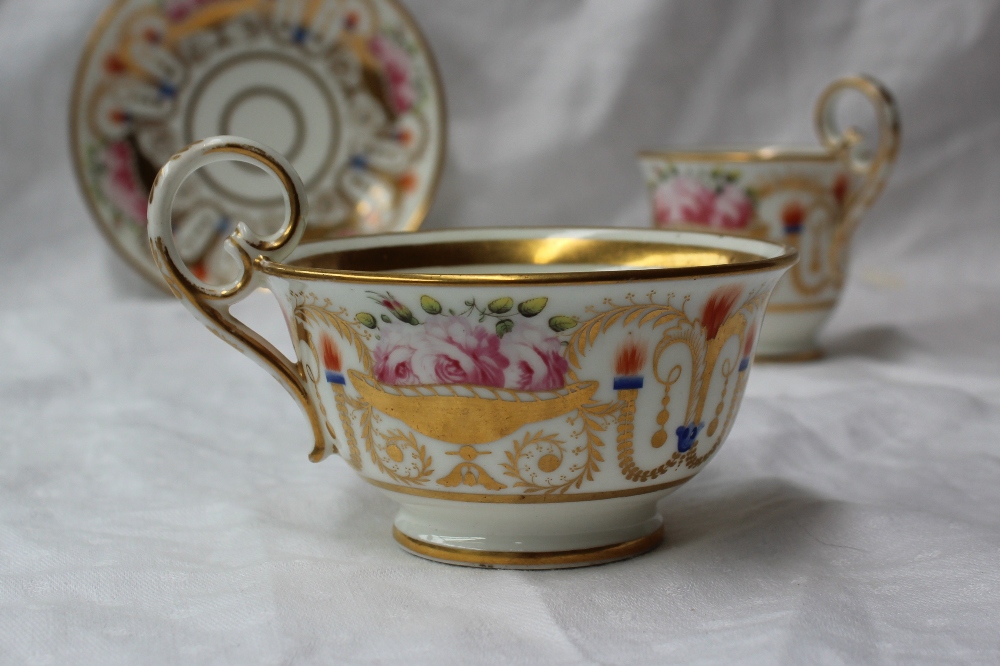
[1,0,999,664]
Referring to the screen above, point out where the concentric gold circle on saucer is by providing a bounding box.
[71,0,446,289]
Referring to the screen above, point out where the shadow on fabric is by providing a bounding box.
[822,325,919,362]
[657,478,850,562]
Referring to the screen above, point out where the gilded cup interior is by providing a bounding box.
[267,227,797,284]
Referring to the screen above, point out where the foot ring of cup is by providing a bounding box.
[392,524,664,569]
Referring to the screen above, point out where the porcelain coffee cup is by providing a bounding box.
[148,136,797,568]
[639,75,900,360]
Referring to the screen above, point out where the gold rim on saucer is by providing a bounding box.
[70,0,447,290]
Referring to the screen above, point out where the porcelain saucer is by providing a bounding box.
[71,0,446,288]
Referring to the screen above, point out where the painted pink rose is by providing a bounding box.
[708,184,753,230]
[373,324,420,385]
[164,0,222,22]
[374,316,509,387]
[103,141,148,224]
[652,177,714,227]
[412,316,509,386]
[369,35,416,115]
[500,324,568,391]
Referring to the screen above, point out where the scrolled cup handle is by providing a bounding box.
[814,75,901,236]
[147,135,331,461]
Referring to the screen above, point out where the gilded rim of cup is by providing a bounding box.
[637,146,841,164]
[258,226,799,286]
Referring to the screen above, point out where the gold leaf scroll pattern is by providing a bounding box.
[349,378,604,492]
[566,291,765,482]
[498,400,617,495]
[289,290,433,485]
[350,399,434,485]
[644,314,747,472]
[291,290,375,468]
[754,175,842,296]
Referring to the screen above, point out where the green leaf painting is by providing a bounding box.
[487,297,514,314]
[420,295,442,315]
[496,319,515,337]
[548,315,577,332]
[517,297,548,317]
[356,313,377,329]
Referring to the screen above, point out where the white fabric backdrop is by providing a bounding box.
[1,0,999,663]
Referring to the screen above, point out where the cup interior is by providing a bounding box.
[276,227,796,283]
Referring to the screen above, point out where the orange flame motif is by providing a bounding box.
[321,335,341,372]
[615,337,647,375]
[832,173,849,206]
[781,200,805,228]
[701,284,743,341]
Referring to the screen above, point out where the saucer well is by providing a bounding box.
[71,0,446,289]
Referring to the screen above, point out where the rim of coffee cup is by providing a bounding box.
[262,226,799,286]
[637,146,840,163]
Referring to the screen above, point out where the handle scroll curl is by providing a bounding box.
[147,135,332,461]
[814,75,901,241]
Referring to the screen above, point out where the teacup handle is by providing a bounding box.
[814,74,901,237]
[147,135,331,461]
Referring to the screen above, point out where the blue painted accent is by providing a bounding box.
[215,216,231,234]
[613,376,644,390]
[676,422,703,453]
[739,357,750,372]
[292,26,308,44]
[158,82,177,99]
[325,371,345,385]
[349,154,368,169]
[784,223,802,235]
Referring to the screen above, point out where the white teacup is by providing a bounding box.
[148,136,796,568]
[639,75,900,360]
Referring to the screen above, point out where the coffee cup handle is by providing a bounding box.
[814,75,901,235]
[147,136,331,461]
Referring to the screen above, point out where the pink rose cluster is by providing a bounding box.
[368,35,416,115]
[103,141,149,224]
[652,176,753,230]
[164,0,221,22]
[373,316,569,391]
